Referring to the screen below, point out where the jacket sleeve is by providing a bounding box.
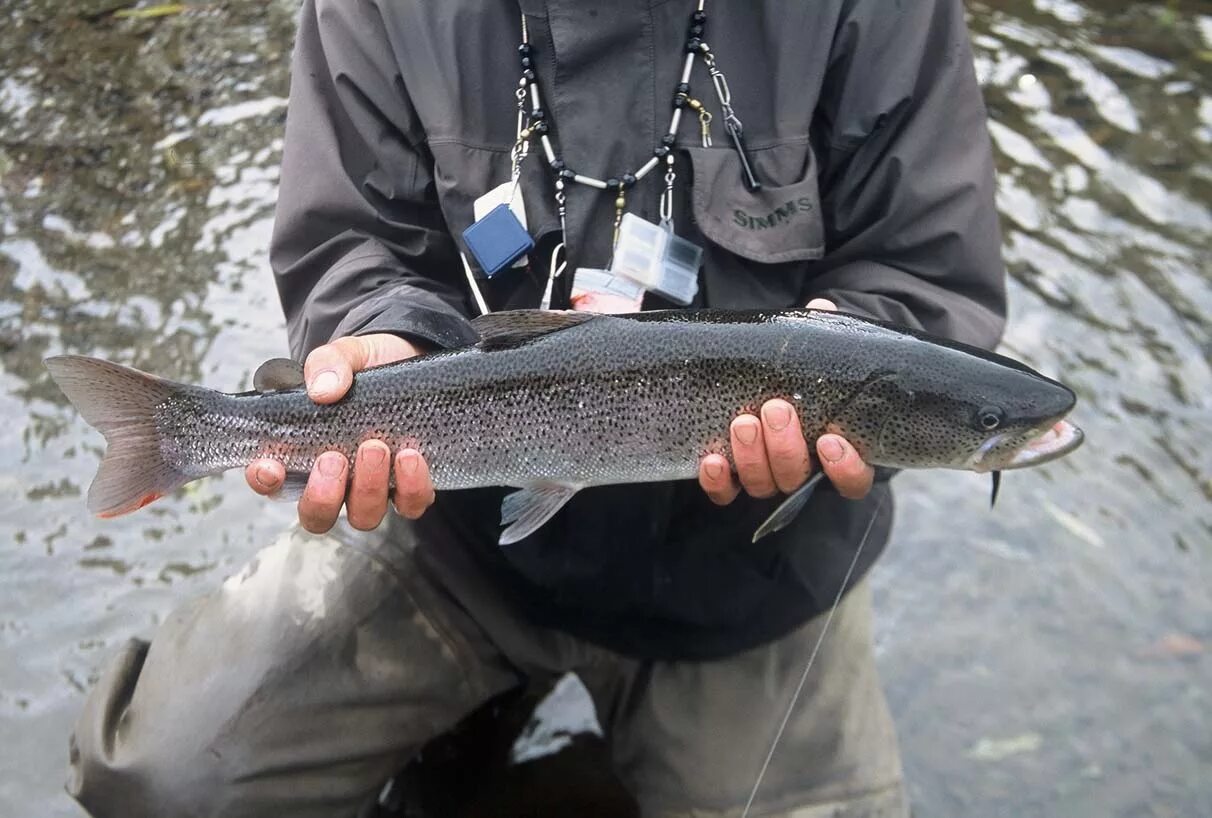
[270,0,478,360]
[804,0,1007,350]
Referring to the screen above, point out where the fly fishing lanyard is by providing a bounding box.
[460,0,760,312]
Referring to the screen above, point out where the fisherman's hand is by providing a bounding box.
[698,299,876,506]
[244,334,437,533]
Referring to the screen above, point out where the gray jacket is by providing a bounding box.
[268,0,1006,659]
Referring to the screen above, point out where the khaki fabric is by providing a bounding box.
[69,520,906,818]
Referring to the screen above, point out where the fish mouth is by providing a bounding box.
[1000,419,1085,470]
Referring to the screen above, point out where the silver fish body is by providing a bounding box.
[44,309,1084,542]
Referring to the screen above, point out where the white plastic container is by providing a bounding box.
[609,213,702,305]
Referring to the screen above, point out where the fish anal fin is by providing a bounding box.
[499,482,580,546]
[752,472,826,543]
[472,310,599,350]
[253,358,305,392]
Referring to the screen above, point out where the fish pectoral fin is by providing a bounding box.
[499,482,581,546]
[472,310,599,350]
[253,358,305,392]
[752,472,826,543]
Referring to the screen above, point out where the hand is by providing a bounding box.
[244,334,437,533]
[697,298,875,506]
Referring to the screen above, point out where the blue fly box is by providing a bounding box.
[462,203,534,278]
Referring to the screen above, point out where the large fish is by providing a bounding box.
[44,309,1083,544]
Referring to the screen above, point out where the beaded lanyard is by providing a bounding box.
[509,1,757,308]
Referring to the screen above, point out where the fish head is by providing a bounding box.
[864,343,1083,473]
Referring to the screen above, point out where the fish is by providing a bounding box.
[43,308,1084,544]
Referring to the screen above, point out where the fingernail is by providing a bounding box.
[254,466,276,489]
[735,418,759,446]
[399,450,419,475]
[317,452,346,478]
[361,444,387,468]
[819,436,845,463]
[763,404,791,432]
[704,460,723,481]
[310,370,339,397]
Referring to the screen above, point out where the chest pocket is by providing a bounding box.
[686,140,824,264]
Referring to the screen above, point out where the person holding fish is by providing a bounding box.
[58,1,1081,817]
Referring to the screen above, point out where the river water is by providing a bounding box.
[1,2,1208,816]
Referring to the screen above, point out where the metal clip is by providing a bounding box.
[686,96,713,148]
[710,61,731,108]
[703,48,761,190]
[540,242,566,311]
[659,156,677,228]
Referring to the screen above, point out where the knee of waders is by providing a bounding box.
[67,637,229,818]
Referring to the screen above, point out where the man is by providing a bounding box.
[67,1,1005,816]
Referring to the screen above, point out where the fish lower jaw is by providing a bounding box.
[1001,419,1085,471]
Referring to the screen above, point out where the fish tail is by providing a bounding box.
[44,355,197,517]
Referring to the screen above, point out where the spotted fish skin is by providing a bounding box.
[44,309,1081,532]
[164,311,875,489]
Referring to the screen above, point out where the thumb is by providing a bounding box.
[303,335,425,405]
[303,338,362,404]
[355,333,427,367]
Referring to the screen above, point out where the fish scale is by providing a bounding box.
[43,308,1083,543]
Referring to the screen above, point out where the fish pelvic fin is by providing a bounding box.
[261,471,311,502]
[499,482,581,546]
[44,355,196,517]
[753,472,826,543]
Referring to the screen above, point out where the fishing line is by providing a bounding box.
[739,490,887,818]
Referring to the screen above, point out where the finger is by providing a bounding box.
[806,297,837,312]
[356,333,427,367]
[346,441,391,531]
[760,400,812,495]
[698,453,741,506]
[303,340,361,404]
[298,452,349,533]
[731,414,778,499]
[245,458,285,496]
[392,449,435,520]
[817,434,875,500]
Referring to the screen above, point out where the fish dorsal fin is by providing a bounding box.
[253,358,305,392]
[472,310,598,350]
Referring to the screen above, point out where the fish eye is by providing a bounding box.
[976,407,1004,431]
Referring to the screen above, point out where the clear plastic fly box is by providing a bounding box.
[609,213,702,305]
